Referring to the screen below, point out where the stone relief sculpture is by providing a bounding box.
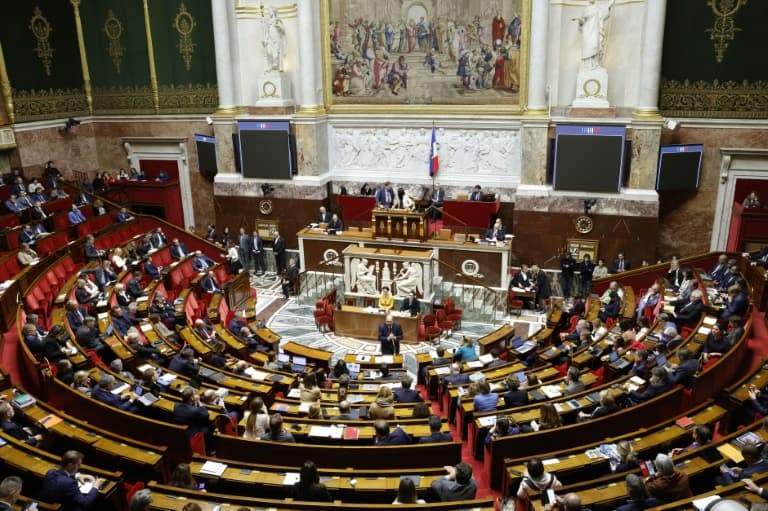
[350,257,377,294]
[394,261,423,297]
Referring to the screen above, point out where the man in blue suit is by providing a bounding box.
[201,270,221,293]
[92,261,117,291]
[374,182,395,208]
[191,250,215,273]
[68,204,87,225]
[115,207,134,223]
[143,257,161,281]
[418,415,453,443]
[394,375,423,403]
[720,284,748,324]
[41,450,101,511]
[173,386,212,452]
[91,375,138,412]
[378,314,402,355]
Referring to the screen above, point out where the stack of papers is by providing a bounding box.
[286,388,301,399]
[158,373,177,385]
[200,461,227,476]
[283,472,300,485]
[477,416,497,427]
[478,354,494,364]
[308,426,344,438]
[434,366,451,375]
[541,385,562,398]
[466,361,484,369]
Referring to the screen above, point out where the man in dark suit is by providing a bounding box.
[577,254,595,296]
[0,402,43,446]
[281,257,299,299]
[191,250,215,273]
[92,261,117,291]
[330,400,354,420]
[400,292,420,316]
[201,270,221,293]
[628,367,672,404]
[430,186,445,221]
[612,253,630,273]
[316,206,331,223]
[150,228,167,248]
[251,230,265,275]
[273,230,286,273]
[751,246,768,268]
[29,201,48,221]
[673,290,704,328]
[143,257,161,281]
[666,348,698,388]
[65,300,88,330]
[485,218,506,242]
[126,270,144,299]
[327,214,344,232]
[374,182,395,208]
[560,252,577,299]
[83,235,104,262]
[75,317,109,358]
[666,262,684,291]
[115,207,134,223]
[418,415,453,443]
[394,375,423,403]
[110,306,137,337]
[378,314,402,355]
[173,386,212,444]
[169,238,189,260]
[91,375,138,412]
[373,420,410,445]
[710,254,729,283]
[169,348,200,378]
[532,264,551,311]
[41,450,100,511]
[238,228,251,272]
[18,224,38,246]
[0,475,23,510]
[469,185,482,201]
[720,285,748,324]
[720,265,743,292]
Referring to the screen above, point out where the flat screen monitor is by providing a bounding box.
[655,144,703,191]
[553,125,626,193]
[194,134,217,177]
[237,120,293,180]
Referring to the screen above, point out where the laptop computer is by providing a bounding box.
[292,356,307,373]
[609,351,619,362]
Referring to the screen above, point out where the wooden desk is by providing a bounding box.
[335,306,419,344]
[442,198,501,229]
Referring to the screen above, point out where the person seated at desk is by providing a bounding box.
[419,415,453,443]
[116,207,134,223]
[400,291,420,316]
[599,291,621,322]
[394,478,426,504]
[169,238,189,260]
[702,323,732,363]
[93,260,117,291]
[530,402,561,431]
[192,250,215,273]
[394,375,423,403]
[375,181,395,209]
[720,284,748,325]
[326,213,344,232]
[91,374,139,412]
[330,400,353,421]
[291,460,332,502]
[201,270,221,294]
[670,289,704,328]
[174,386,213,447]
[719,264,743,292]
[394,187,415,210]
[41,450,101,511]
[469,184,483,201]
[316,206,331,224]
[169,348,200,378]
[29,200,48,221]
[17,243,39,266]
[378,314,402,355]
[578,390,618,422]
[143,257,161,281]
[473,381,498,413]
[68,203,87,225]
[627,366,671,404]
[75,316,109,358]
[503,378,529,408]
[485,416,529,446]
[261,413,295,442]
[4,194,24,215]
[373,419,410,445]
[612,252,631,273]
[16,191,33,209]
[360,182,373,196]
[743,190,762,208]
[431,462,478,502]
[369,386,396,420]
[0,402,43,446]
[378,286,395,310]
[485,218,506,242]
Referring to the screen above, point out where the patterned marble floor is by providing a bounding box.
[249,272,547,364]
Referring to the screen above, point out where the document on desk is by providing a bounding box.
[466,361,484,369]
[158,373,177,385]
[477,416,497,427]
[283,472,300,485]
[286,388,301,399]
[703,316,717,326]
[110,383,130,395]
[478,354,494,365]
[200,461,228,476]
[377,355,394,364]
[78,482,93,495]
[298,402,311,413]
[434,366,451,375]
[140,323,153,332]
[541,385,562,399]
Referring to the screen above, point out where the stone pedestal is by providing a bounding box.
[572,66,610,108]
[256,73,294,106]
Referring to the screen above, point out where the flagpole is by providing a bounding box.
[431,121,436,228]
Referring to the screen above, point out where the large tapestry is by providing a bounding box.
[660,0,768,119]
[323,0,529,112]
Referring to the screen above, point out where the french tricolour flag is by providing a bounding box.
[429,127,439,177]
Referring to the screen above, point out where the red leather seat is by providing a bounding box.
[422,314,442,341]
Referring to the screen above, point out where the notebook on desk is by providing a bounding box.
[138,393,159,407]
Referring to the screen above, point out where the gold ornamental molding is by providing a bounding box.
[235,3,298,19]
[70,0,93,115]
[142,0,160,112]
[706,0,748,64]
[29,6,55,76]
[104,9,125,74]
[174,2,197,71]
[0,41,15,124]
[13,88,88,122]
[0,127,16,150]
[660,78,768,119]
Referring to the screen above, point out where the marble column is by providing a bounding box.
[633,0,667,119]
[520,120,549,185]
[296,0,323,114]
[211,0,235,110]
[213,121,237,176]
[526,0,549,116]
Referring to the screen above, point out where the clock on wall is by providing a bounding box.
[575,215,594,234]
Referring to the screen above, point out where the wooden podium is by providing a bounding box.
[371,208,428,242]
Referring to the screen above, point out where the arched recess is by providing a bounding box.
[711,148,768,251]
[122,137,195,229]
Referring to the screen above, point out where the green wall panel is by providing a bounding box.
[660,1,768,118]
[0,2,87,121]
